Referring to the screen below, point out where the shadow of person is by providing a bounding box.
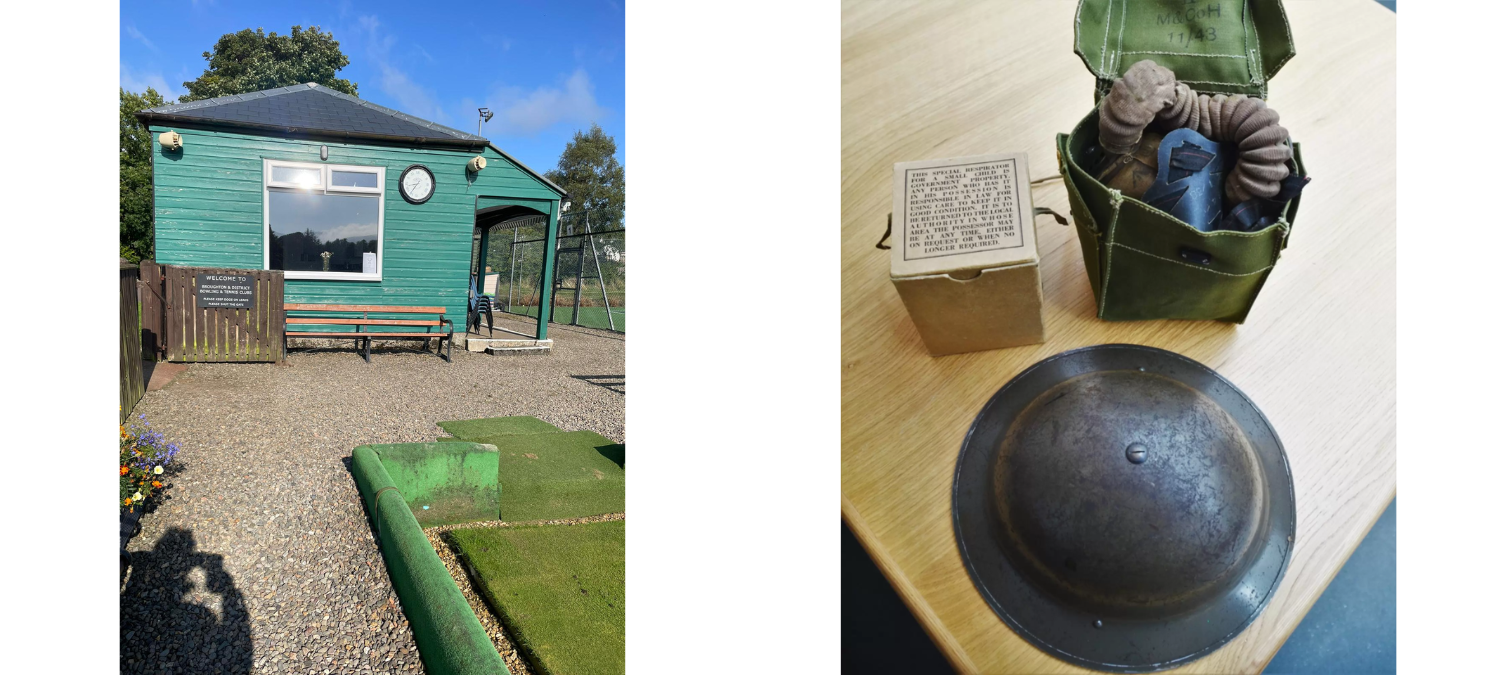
[121,527,253,674]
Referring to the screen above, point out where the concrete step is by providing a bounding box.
[466,337,553,354]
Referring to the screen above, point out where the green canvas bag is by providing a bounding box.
[1058,0,1305,322]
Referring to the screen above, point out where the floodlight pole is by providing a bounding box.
[476,107,494,137]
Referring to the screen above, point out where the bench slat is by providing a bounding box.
[286,317,441,326]
[284,303,448,314]
[287,331,450,338]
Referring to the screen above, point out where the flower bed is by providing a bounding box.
[120,413,182,578]
[120,413,180,513]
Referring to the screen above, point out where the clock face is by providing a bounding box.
[400,165,435,203]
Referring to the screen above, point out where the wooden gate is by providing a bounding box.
[120,263,145,423]
[147,264,285,363]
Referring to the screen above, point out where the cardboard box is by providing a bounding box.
[890,152,1045,356]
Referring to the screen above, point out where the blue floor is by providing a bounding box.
[842,499,1396,674]
[1264,499,1396,674]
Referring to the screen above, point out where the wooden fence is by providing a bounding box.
[120,263,145,423]
[141,262,285,363]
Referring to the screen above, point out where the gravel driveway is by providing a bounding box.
[120,325,623,674]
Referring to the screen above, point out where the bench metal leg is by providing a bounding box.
[362,338,371,363]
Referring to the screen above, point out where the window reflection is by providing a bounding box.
[268,191,379,274]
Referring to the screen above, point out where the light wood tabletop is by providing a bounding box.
[840,1,1395,673]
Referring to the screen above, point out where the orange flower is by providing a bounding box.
[152,481,162,488]
[120,466,128,476]
[124,497,132,505]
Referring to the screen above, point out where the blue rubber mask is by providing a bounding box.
[1142,128,1228,232]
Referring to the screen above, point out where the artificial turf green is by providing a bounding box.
[437,415,560,440]
[449,521,624,675]
[466,430,624,522]
[508,305,625,332]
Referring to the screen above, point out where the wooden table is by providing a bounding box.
[840,2,1395,673]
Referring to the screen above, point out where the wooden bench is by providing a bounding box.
[284,304,454,362]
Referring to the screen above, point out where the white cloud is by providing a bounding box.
[357,15,397,57]
[125,25,157,51]
[356,14,448,123]
[121,64,181,100]
[379,64,447,123]
[482,35,512,52]
[319,223,379,242]
[488,69,606,136]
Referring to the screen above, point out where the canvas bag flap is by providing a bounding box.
[1074,0,1295,99]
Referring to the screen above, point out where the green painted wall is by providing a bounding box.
[149,125,561,330]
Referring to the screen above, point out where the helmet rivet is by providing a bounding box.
[1126,443,1148,464]
[1093,619,1104,629]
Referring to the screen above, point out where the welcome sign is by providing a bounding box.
[196,274,256,309]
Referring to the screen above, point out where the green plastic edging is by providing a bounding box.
[350,444,510,675]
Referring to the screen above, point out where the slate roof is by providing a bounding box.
[136,83,565,196]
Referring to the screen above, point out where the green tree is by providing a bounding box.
[120,87,166,262]
[122,26,359,260]
[180,26,357,102]
[544,124,625,232]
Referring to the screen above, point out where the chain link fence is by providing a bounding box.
[477,212,624,333]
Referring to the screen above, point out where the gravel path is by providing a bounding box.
[120,327,623,674]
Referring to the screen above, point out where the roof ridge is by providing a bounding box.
[142,83,315,114]
[300,84,486,142]
[144,83,486,143]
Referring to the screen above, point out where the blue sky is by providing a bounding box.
[120,0,625,173]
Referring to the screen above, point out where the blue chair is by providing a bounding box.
[468,278,494,336]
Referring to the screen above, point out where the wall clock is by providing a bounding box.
[398,164,435,204]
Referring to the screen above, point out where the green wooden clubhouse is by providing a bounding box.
[136,82,568,343]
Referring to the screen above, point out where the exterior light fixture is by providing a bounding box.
[476,107,494,136]
[159,130,182,151]
[467,156,487,173]
[320,145,329,161]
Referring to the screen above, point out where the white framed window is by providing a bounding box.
[263,159,385,281]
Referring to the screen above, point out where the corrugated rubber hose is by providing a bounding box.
[1099,59,1293,204]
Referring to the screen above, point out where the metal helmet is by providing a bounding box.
[953,344,1295,673]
